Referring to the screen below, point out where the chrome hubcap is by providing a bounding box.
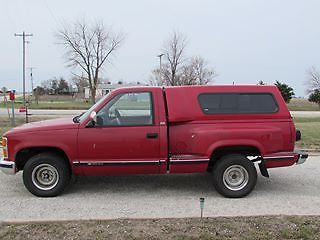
[31,164,59,191]
[223,165,249,191]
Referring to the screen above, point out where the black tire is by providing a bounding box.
[23,153,71,197]
[212,154,257,198]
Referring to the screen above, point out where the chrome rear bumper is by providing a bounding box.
[0,158,16,175]
[296,152,308,165]
[262,151,308,168]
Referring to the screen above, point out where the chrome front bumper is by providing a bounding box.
[0,158,16,175]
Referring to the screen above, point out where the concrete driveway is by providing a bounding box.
[0,155,319,222]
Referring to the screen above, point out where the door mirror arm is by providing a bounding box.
[86,111,97,128]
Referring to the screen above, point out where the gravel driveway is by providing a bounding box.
[0,156,319,222]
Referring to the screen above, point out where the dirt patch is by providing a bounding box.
[1,215,320,240]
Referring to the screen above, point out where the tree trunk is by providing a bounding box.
[91,86,96,104]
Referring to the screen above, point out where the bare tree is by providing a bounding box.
[57,20,123,103]
[41,79,56,94]
[41,79,51,89]
[307,66,320,93]
[149,69,164,86]
[72,74,89,94]
[162,31,187,86]
[180,56,216,85]
[150,32,216,86]
[33,86,45,104]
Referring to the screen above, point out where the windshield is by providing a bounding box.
[76,95,108,123]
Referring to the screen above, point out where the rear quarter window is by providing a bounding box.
[198,93,278,114]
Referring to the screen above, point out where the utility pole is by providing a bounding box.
[157,53,164,84]
[157,53,164,71]
[15,31,33,123]
[29,67,35,94]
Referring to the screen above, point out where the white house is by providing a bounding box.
[84,82,145,99]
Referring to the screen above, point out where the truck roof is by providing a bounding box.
[164,85,278,91]
[116,84,281,93]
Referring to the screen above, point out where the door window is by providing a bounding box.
[96,92,154,126]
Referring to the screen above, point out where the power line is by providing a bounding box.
[15,31,33,123]
[43,0,62,27]
[4,3,18,30]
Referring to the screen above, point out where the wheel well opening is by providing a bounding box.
[207,146,260,172]
[15,147,71,171]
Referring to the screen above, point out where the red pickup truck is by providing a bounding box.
[0,85,307,198]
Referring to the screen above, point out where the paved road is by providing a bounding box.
[291,111,320,117]
[0,156,319,222]
[0,108,83,118]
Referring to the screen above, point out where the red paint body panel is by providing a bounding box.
[5,118,78,165]
[264,159,296,168]
[263,152,300,168]
[169,120,293,158]
[77,125,161,174]
[2,85,302,175]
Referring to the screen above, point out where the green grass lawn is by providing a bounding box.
[288,98,320,111]
[294,117,320,150]
[28,101,91,110]
[0,101,91,110]
[0,116,54,137]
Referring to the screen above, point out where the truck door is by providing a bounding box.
[77,90,164,174]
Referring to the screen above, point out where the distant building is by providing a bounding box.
[84,82,145,99]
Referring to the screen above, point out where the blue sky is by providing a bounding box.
[1,0,319,96]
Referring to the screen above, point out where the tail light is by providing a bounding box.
[1,137,8,159]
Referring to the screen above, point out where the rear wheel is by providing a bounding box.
[212,154,257,198]
[23,153,70,197]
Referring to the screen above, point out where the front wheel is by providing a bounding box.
[23,153,71,197]
[212,154,257,198]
